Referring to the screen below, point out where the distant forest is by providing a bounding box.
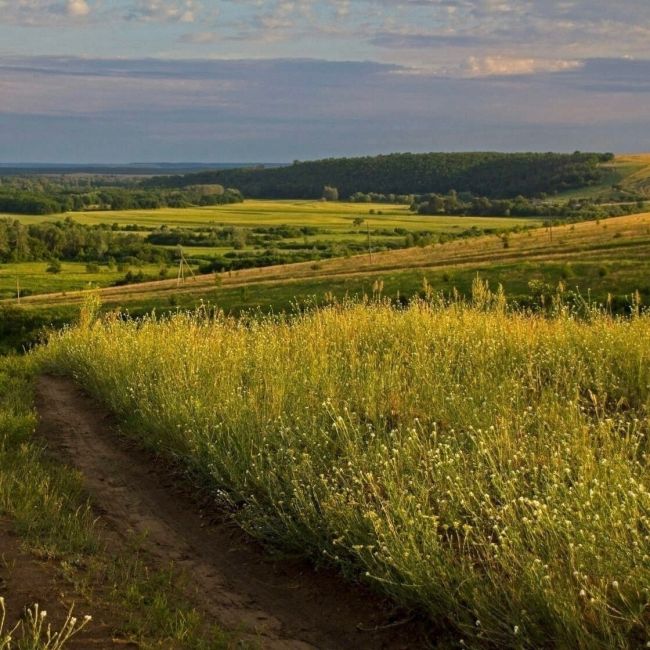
[145,152,614,199]
[0,179,243,216]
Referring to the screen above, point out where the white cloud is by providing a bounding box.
[66,0,90,17]
[126,0,201,23]
[466,56,583,77]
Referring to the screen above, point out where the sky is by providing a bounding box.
[1,0,649,162]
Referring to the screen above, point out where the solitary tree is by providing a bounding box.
[322,186,339,201]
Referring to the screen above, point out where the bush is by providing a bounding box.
[46,259,62,274]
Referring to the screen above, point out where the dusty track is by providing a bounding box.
[35,375,420,650]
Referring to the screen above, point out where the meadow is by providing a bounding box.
[41,287,650,648]
[0,261,167,300]
[9,199,536,231]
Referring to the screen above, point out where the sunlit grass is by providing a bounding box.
[8,199,538,231]
[41,285,650,647]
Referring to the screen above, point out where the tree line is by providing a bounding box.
[412,191,646,220]
[144,152,614,199]
[0,218,171,264]
[0,182,243,215]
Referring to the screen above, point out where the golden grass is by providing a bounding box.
[41,290,650,647]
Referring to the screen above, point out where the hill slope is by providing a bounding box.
[10,212,650,312]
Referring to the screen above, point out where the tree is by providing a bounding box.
[322,186,339,201]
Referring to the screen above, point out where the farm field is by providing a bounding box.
[0,200,541,300]
[38,291,650,647]
[8,199,539,231]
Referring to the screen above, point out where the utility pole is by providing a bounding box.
[176,246,196,286]
[177,251,184,285]
[367,221,372,263]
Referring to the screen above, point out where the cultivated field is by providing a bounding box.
[8,199,536,231]
[1,200,539,300]
[40,290,650,647]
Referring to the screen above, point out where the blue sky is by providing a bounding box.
[1,1,649,162]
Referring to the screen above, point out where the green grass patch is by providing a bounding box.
[9,200,539,232]
[0,261,172,301]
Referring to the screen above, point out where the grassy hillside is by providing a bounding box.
[41,295,650,647]
[558,154,650,200]
[616,154,650,197]
[11,212,649,311]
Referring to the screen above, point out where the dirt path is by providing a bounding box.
[35,375,420,650]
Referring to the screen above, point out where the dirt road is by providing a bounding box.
[35,375,420,649]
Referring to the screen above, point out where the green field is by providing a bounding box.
[12,211,649,309]
[0,261,170,300]
[0,200,541,301]
[7,200,541,231]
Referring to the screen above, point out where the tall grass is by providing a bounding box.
[42,287,650,647]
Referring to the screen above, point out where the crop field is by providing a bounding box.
[8,199,539,231]
[40,290,650,647]
[0,200,540,301]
